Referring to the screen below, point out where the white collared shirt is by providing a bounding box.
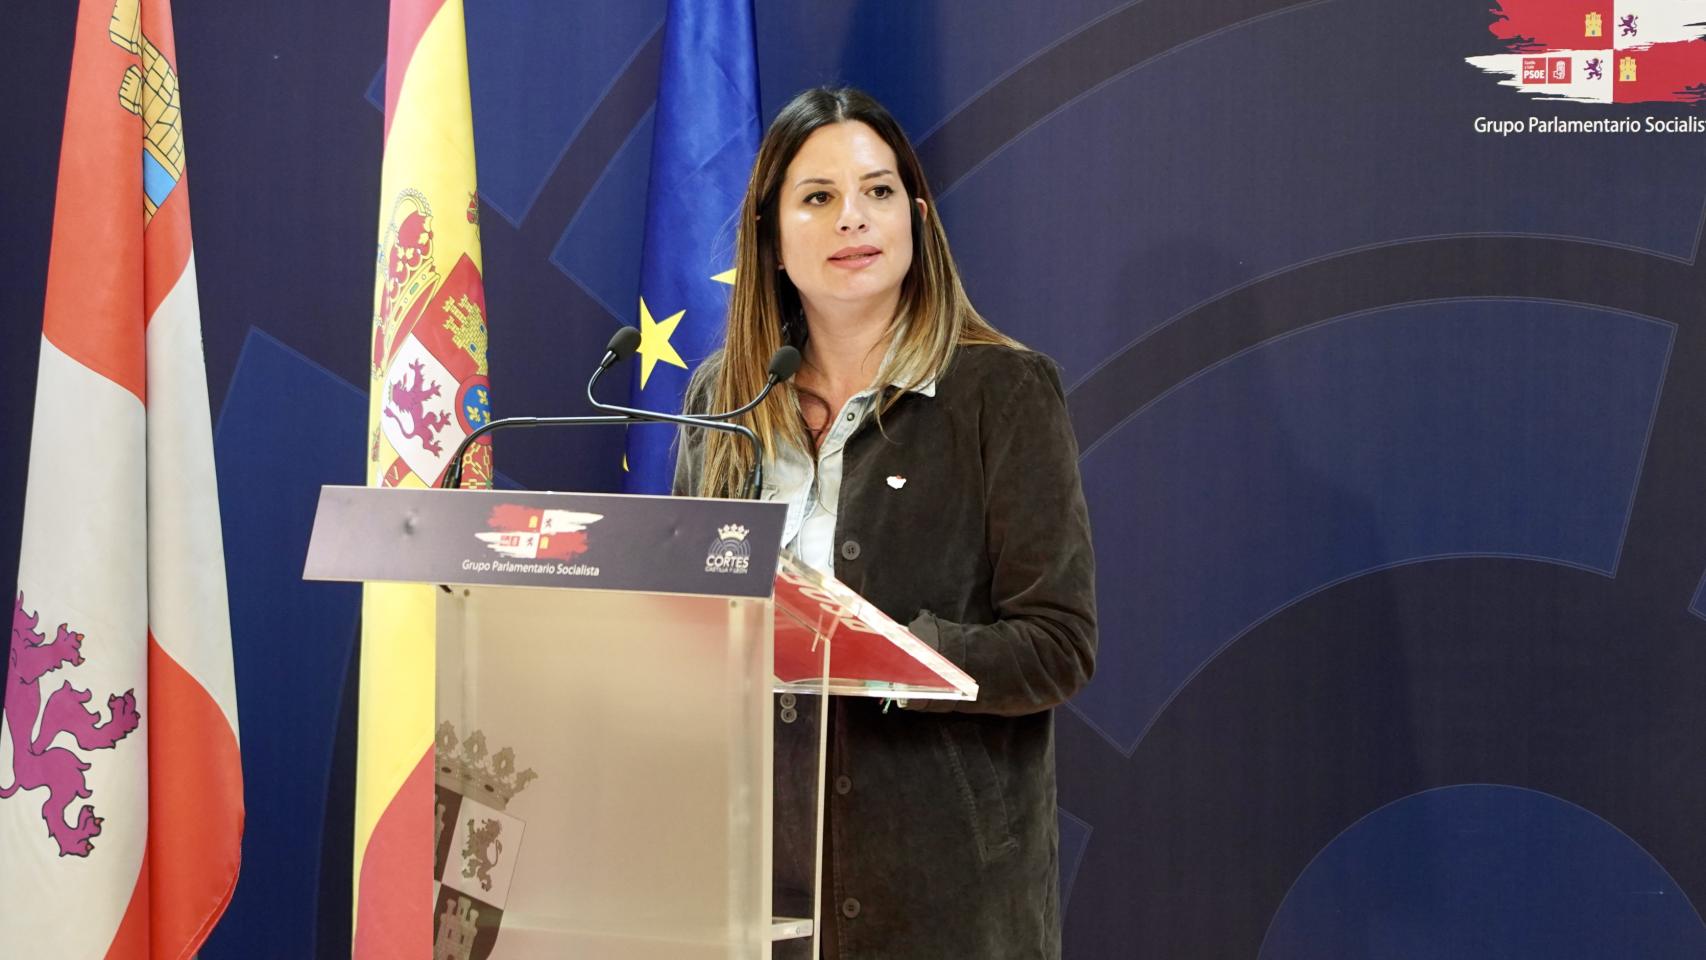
[767,376,937,576]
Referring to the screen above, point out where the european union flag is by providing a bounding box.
[625,0,762,493]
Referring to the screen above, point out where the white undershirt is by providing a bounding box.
[766,377,937,577]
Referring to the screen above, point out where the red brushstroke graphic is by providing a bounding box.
[1477,1,1706,102]
[1491,0,1613,51]
[533,532,588,560]
[1616,39,1706,101]
[486,504,541,532]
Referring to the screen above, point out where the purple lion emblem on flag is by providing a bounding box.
[3,591,140,856]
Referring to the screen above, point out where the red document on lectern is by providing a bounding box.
[771,552,978,702]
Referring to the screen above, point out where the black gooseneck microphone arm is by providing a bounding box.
[587,333,803,499]
[585,368,767,499]
[438,330,645,489]
[440,329,801,496]
[439,413,635,489]
[689,345,803,424]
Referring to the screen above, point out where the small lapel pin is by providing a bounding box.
[887,475,907,489]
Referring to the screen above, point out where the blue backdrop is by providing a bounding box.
[5,1,1706,956]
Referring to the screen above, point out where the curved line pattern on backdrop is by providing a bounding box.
[1056,557,1706,954]
[1069,298,1674,755]
[916,0,1325,195]
[1258,784,1706,959]
[1067,237,1701,456]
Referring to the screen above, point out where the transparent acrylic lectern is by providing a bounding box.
[304,486,976,959]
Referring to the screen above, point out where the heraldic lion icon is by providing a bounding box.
[3,592,141,857]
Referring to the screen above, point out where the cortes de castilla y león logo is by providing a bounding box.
[706,523,752,574]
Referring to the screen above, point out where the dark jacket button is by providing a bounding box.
[835,775,852,795]
[779,707,798,723]
[841,897,861,919]
[779,693,797,708]
[840,539,861,560]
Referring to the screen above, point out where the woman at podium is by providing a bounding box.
[676,86,1097,960]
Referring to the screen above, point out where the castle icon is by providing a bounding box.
[433,895,480,960]
[1585,11,1603,37]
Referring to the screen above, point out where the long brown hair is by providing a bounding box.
[690,86,1018,498]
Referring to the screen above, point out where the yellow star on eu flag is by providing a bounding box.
[636,297,688,389]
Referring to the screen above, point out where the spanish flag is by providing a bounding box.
[2,0,242,955]
[358,0,491,953]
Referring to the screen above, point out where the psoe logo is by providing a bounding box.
[1466,0,1706,103]
[706,524,751,574]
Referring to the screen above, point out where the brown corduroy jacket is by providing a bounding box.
[677,343,1097,960]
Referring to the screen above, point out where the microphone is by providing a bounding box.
[587,328,800,498]
[440,329,651,489]
[598,326,643,373]
[679,345,800,496]
[772,345,803,381]
[691,345,802,423]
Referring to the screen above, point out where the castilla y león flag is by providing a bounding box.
[1466,0,1706,102]
[358,0,492,955]
[2,0,243,956]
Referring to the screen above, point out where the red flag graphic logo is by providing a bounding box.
[1467,0,1706,102]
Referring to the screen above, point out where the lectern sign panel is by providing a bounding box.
[304,486,785,598]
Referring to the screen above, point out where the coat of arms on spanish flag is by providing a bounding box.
[357,0,491,955]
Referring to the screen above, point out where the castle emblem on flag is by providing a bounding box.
[432,723,535,960]
[443,295,488,371]
[108,0,183,222]
[434,896,483,960]
[434,895,481,960]
[3,593,141,857]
